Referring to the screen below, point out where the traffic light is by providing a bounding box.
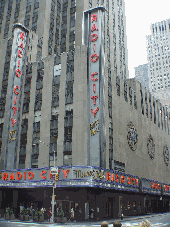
[54,195,56,201]
[55,173,59,181]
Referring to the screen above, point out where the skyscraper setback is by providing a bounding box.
[146,19,170,106]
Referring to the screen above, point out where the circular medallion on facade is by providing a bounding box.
[127,122,138,151]
[163,145,169,166]
[147,134,155,159]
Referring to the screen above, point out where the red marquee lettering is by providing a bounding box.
[3,173,8,180]
[91,14,97,22]
[15,69,21,77]
[122,176,125,184]
[20,32,25,41]
[91,72,98,81]
[112,174,115,181]
[41,171,47,179]
[91,54,99,62]
[91,95,98,105]
[49,171,51,179]
[14,86,20,95]
[128,177,131,185]
[18,42,24,50]
[136,179,138,186]
[91,107,99,117]
[116,174,119,183]
[107,172,111,181]
[18,49,23,58]
[91,34,98,42]
[28,172,34,180]
[11,118,17,126]
[17,172,22,180]
[9,172,15,180]
[63,169,69,178]
[12,107,17,115]
[24,172,26,180]
[91,24,98,32]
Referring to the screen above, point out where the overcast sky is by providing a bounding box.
[124,0,170,78]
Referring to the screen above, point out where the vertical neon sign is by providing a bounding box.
[84,7,105,167]
[6,24,28,169]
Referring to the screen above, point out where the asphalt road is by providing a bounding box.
[0,213,169,227]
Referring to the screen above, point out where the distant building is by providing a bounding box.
[134,63,149,90]
[146,19,170,107]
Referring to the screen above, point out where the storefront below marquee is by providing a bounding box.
[0,166,169,221]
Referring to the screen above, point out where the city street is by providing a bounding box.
[0,213,169,227]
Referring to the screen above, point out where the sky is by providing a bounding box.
[124,0,170,78]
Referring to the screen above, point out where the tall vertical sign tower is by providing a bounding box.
[84,7,106,167]
[5,24,28,169]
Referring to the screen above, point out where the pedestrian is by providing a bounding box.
[90,207,94,220]
[113,221,122,227]
[101,221,109,227]
[140,220,152,227]
[48,207,52,221]
[70,207,74,221]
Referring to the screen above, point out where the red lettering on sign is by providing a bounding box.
[18,49,23,58]
[3,173,8,180]
[17,172,22,180]
[107,172,111,181]
[11,118,17,126]
[14,86,20,95]
[112,174,115,181]
[136,179,138,186]
[49,171,51,179]
[24,172,26,180]
[15,69,21,77]
[63,169,69,178]
[122,176,125,184]
[91,54,99,62]
[91,72,98,81]
[28,172,34,180]
[18,60,20,68]
[9,172,15,180]
[91,14,97,22]
[18,42,24,50]
[116,174,119,183]
[91,107,99,117]
[41,171,47,179]
[14,97,17,105]
[91,24,98,32]
[20,32,25,41]
[93,84,95,93]
[91,34,98,42]
[12,107,17,115]
[128,177,131,185]
[91,95,98,105]
[93,43,96,52]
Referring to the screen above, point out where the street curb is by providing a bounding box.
[0,212,169,225]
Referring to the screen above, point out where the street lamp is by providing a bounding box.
[51,150,56,223]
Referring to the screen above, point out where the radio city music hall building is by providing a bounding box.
[0,0,170,221]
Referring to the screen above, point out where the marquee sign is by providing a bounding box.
[84,7,105,166]
[6,24,28,169]
[0,166,139,192]
[141,178,162,195]
[0,166,169,195]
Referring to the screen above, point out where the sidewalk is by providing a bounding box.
[0,212,169,225]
